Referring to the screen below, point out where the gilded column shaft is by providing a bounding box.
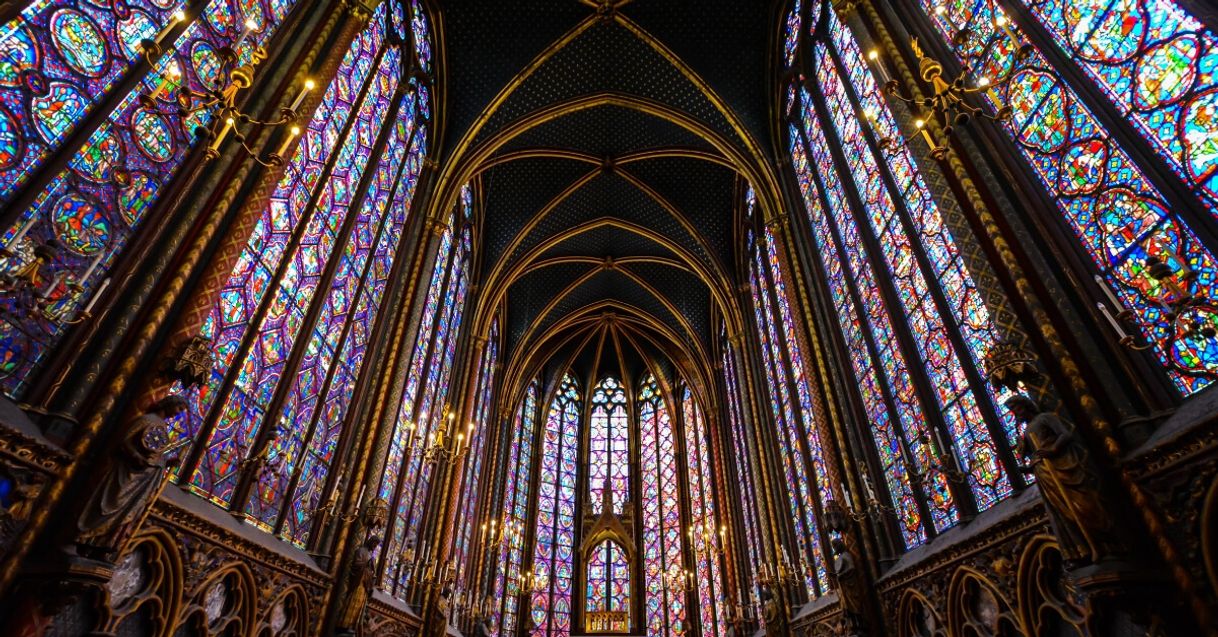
[859,1,1211,631]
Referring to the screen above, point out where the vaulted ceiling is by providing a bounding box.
[430,0,787,402]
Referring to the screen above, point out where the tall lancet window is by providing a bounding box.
[721,329,762,597]
[746,211,830,594]
[493,379,539,637]
[454,316,501,582]
[135,2,433,548]
[911,1,1218,392]
[682,386,725,637]
[588,377,629,514]
[378,184,473,598]
[531,373,581,637]
[638,373,686,636]
[784,0,1037,548]
[0,0,301,397]
[585,539,630,630]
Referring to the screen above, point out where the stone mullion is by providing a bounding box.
[319,162,445,634]
[229,79,413,519]
[0,0,208,231]
[729,314,784,573]
[865,2,1213,629]
[806,70,982,524]
[0,0,354,598]
[820,38,1025,493]
[716,341,755,622]
[173,37,391,487]
[774,169,902,565]
[767,151,901,564]
[272,96,423,537]
[370,214,448,585]
[757,225,832,596]
[24,0,330,414]
[749,256,817,600]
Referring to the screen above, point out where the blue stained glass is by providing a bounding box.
[531,374,580,637]
[1,0,301,398]
[917,0,1218,393]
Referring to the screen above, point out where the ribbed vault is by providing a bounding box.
[434,0,786,392]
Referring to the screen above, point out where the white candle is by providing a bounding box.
[209,118,235,153]
[867,48,891,83]
[274,126,300,159]
[81,277,110,315]
[235,18,257,51]
[1094,275,1125,311]
[289,79,316,113]
[154,9,187,48]
[357,484,366,504]
[1097,303,1129,340]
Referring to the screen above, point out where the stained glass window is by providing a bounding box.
[721,335,762,609]
[682,387,725,637]
[493,380,539,637]
[531,373,581,637]
[379,192,472,599]
[585,540,630,625]
[914,0,1218,393]
[588,376,629,515]
[178,6,403,510]
[454,317,500,586]
[639,373,686,637]
[0,0,300,397]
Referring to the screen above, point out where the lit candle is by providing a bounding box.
[1096,302,1130,340]
[235,18,257,51]
[209,117,235,154]
[153,9,187,48]
[274,125,300,159]
[289,79,316,113]
[993,12,1021,50]
[357,484,366,504]
[976,75,1002,107]
[915,119,936,149]
[81,277,110,315]
[867,48,891,83]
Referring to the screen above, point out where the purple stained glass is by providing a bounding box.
[588,376,629,515]
[817,11,1013,508]
[183,41,403,508]
[0,0,300,398]
[682,387,724,637]
[639,373,686,637]
[531,374,580,637]
[493,380,538,636]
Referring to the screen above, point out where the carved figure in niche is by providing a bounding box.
[472,610,492,637]
[336,534,380,635]
[760,585,785,635]
[1005,396,1127,566]
[75,395,187,560]
[830,537,867,630]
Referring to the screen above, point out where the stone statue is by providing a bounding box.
[760,585,785,635]
[336,534,380,635]
[75,395,187,560]
[831,537,866,631]
[472,611,492,637]
[1005,396,1126,565]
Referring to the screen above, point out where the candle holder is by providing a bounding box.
[137,12,313,167]
[423,415,473,466]
[0,237,108,329]
[688,521,727,560]
[1093,243,1218,360]
[663,565,695,593]
[865,9,1029,160]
